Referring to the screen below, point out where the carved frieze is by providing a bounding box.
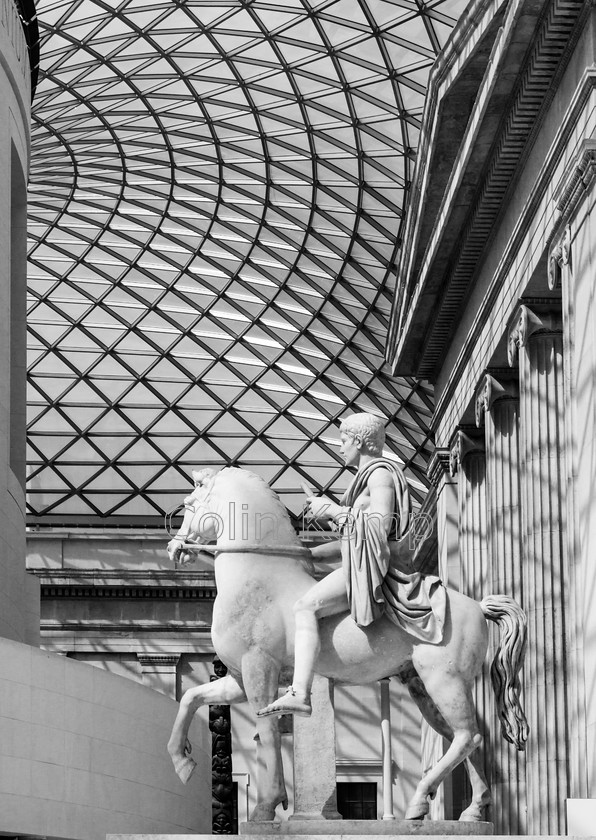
[548,225,571,291]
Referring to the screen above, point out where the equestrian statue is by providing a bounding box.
[166,413,528,823]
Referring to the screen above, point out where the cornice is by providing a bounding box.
[389,0,589,378]
[40,585,216,599]
[387,0,509,362]
[33,570,217,600]
[40,620,212,633]
[426,448,452,487]
[433,68,596,429]
[137,653,181,666]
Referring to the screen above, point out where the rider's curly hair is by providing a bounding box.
[340,412,385,455]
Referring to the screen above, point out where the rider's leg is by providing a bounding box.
[257,568,348,717]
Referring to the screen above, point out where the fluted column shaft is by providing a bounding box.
[450,431,487,600]
[509,305,569,835]
[476,374,526,834]
[428,449,459,587]
[450,430,491,820]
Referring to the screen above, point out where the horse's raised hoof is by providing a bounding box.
[257,687,311,718]
[405,800,429,820]
[172,755,197,784]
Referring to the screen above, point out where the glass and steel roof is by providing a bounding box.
[27,0,465,526]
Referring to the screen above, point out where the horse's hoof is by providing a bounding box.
[173,755,197,784]
[282,797,288,810]
[459,808,485,822]
[250,803,277,822]
[405,801,429,820]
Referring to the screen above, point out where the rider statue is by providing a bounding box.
[258,412,445,718]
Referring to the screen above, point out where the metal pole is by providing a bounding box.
[380,677,395,820]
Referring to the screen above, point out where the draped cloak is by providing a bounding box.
[339,458,446,643]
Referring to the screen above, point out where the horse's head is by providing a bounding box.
[167,468,220,565]
[167,465,301,564]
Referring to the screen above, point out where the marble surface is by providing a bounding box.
[241,821,493,836]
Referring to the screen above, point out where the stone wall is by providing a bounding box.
[0,0,39,644]
[0,636,210,838]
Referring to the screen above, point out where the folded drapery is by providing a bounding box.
[339,459,445,643]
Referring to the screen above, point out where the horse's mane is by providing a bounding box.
[217,466,296,529]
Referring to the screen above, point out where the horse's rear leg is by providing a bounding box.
[404,667,483,821]
[402,669,490,821]
[168,673,246,783]
[242,649,287,822]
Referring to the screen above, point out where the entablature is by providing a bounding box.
[387,0,589,380]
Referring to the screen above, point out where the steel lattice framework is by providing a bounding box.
[26,0,465,526]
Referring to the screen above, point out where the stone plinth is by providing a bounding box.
[241,820,493,835]
[291,675,342,820]
[108,835,596,840]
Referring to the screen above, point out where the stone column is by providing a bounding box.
[508,303,569,835]
[379,677,394,820]
[551,227,589,805]
[450,428,490,819]
[137,653,180,698]
[450,429,487,600]
[290,675,342,820]
[428,449,459,588]
[424,449,458,819]
[475,372,526,834]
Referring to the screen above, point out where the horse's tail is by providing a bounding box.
[480,594,529,751]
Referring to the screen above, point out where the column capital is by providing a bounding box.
[548,225,571,291]
[449,428,484,476]
[427,448,451,487]
[507,304,562,366]
[475,372,518,427]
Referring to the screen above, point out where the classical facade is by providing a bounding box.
[388,0,596,832]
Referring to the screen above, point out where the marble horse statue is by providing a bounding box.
[166,466,528,822]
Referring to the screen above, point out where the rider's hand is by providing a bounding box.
[167,538,196,567]
[305,495,344,524]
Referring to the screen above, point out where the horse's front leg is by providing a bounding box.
[242,648,287,821]
[168,674,246,783]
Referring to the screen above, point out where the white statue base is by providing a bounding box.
[239,821,493,836]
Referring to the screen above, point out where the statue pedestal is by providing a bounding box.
[290,675,342,821]
[240,820,493,836]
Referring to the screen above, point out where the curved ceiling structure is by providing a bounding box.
[26,0,465,525]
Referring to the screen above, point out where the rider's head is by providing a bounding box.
[340,412,385,456]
